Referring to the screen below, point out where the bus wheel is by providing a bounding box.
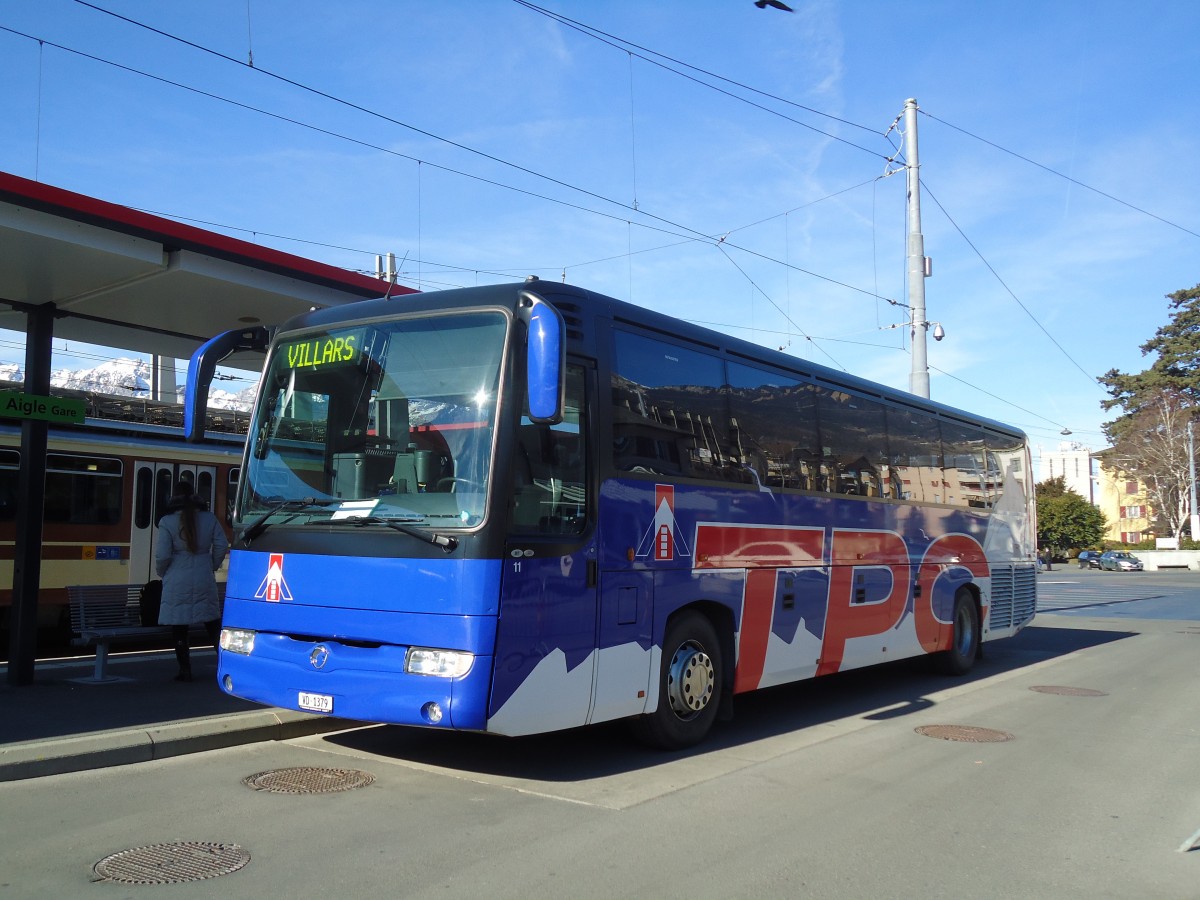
[937,590,980,675]
[631,611,722,750]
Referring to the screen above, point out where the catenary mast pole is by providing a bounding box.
[1189,419,1198,540]
[904,98,930,398]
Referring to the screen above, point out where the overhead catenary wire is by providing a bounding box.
[68,0,893,278]
[63,0,915,312]
[38,5,1195,291]
[0,20,906,313]
[0,31,1051,428]
[512,0,892,160]
[919,180,1102,390]
[7,3,1163,435]
[920,110,1200,241]
[930,364,1076,435]
[713,243,847,371]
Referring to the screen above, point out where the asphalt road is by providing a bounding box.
[1,571,1198,898]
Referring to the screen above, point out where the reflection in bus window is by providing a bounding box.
[817,387,889,497]
[725,362,819,491]
[612,331,751,484]
[887,406,943,502]
[985,429,1028,509]
[941,419,988,508]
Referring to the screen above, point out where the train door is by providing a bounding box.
[129,461,217,586]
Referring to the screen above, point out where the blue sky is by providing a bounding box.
[1,0,1197,465]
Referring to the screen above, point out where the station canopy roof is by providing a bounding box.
[0,171,415,371]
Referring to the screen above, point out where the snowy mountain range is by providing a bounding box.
[0,358,256,412]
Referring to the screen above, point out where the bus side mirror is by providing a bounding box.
[517,290,565,425]
[185,326,271,442]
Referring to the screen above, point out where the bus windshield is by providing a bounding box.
[238,310,509,530]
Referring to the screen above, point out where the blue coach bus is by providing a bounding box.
[186,278,1036,748]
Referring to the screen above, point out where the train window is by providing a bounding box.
[155,469,173,524]
[135,466,154,529]
[0,450,18,522]
[44,454,122,525]
[227,468,239,524]
[196,471,214,510]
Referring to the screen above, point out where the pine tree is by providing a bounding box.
[1098,284,1200,540]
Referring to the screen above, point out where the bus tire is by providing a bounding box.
[936,589,980,676]
[631,611,722,750]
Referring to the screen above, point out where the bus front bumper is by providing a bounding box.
[217,631,492,731]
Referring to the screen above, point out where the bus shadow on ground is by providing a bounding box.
[320,623,1135,783]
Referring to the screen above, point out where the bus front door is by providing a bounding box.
[590,570,653,723]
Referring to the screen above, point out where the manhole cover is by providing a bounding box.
[93,842,250,884]
[1030,685,1108,697]
[242,766,375,794]
[915,725,1014,743]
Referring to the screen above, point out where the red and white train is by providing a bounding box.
[0,383,245,637]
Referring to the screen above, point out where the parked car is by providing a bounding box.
[1077,550,1103,569]
[1099,550,1143,572]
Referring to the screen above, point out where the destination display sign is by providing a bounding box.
[0,391,86,424]
[280,328,366,371]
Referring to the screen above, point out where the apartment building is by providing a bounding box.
[1039,442,1152,545]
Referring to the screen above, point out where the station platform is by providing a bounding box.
[0,648,352,782]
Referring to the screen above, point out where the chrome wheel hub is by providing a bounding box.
[666,642,715,719]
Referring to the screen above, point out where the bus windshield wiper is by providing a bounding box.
[241,498,336,543]
[344,515,459,552]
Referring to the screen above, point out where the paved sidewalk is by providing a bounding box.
[0,649,352,782]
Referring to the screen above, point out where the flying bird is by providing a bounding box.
[755,0,794,10]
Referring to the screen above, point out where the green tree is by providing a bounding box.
[1035,476,1107,554]
[1098,283,1200,541]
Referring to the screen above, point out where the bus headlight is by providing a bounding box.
[405,647,474,677]
[220,628,256,655]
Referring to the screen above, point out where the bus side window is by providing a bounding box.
[942,420,987,508]
[511,365,587,535]
[817,387,888,497]
[611,331,749,483]
[724,362,819,492]
[886,405,942,502]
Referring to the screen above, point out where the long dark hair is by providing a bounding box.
[171,481,200,553]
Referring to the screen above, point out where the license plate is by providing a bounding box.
[298,691,334,713]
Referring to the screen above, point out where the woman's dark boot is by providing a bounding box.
[174,643,193,682]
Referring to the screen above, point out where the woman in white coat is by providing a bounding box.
[156,481,230,681]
